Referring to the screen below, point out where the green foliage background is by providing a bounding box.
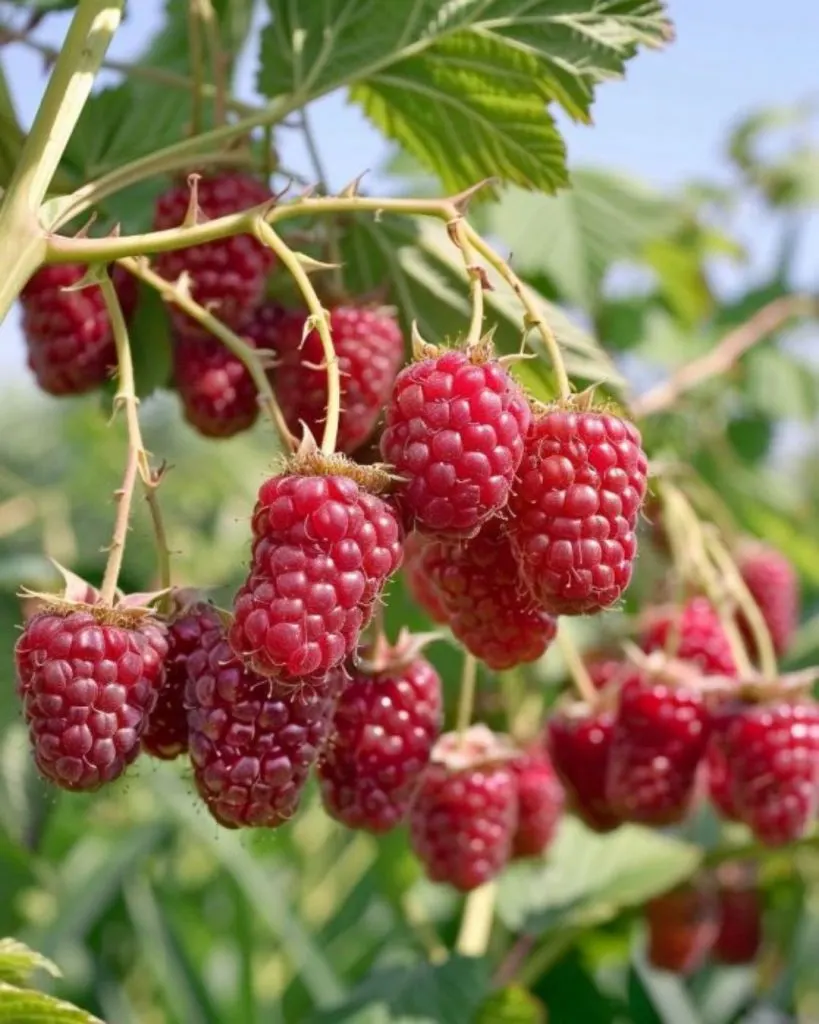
[0,1,817,1021]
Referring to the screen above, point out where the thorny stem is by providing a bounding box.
[254,220,341,455]
[448,217,485,348]
[455,652,478,736]
[186,0,206,137]
[195,0,227,128]
[556,625,598,706]
[456,881,498,957]
[120,257,295,453]
[705,530,778,679]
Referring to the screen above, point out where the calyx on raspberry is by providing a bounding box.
[273,305,405,455]
[380,336,532,537]
[507,405,648,615]
[409,724,519,892]
[229,449,403,680]
[318,632,443,833]
[15,568,168,791]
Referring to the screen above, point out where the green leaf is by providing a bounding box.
[627,955,701,1024]
[476,987,545,1024]
[308,956,490,1024]
[128,284,173,398]
[0,940,60,987]
[496,818,701,934]
[726,413,772,464]
[259,0,671,190]
[0,982,103,1024]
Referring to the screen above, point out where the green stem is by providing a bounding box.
[186,0,206,136]
[455,652,478,736]
[195,0,228,128]
[300,106,345,294]
[254,220,341,455]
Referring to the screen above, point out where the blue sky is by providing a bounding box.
[0,0,817,376]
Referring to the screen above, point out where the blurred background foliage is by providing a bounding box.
[0,1,818,1022]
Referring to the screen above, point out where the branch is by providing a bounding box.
[632,295,818,417]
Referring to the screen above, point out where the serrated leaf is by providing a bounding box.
[0,982,103,1024]
[496,818,701,934]
[0,940,60,987]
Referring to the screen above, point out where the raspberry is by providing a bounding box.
[186,623,343,828]
[736,541,799,659]
[153,173,274,339]
[421,521,557,670]
[20,264,137,396]
[714,879,763,965]
[546,705,620,832]
[318,644,442,832]
[642,597,739,677]
[510,749,564,859]
[15,607,168,790]
[705,742,740,821]
[507,409,648,615]
[409,726,518,892]
[230,467,403,679]
[142,601,222,760]
[606,663,710,826]
[380,346,531,537]
[585,653,633,692]
[274,306,405,454]
[402,531,449,624]
[645,883,718,975]
[172,335,259,437]
[710,700,819,846]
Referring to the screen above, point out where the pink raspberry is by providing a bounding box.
[230,467,403,679]
[642,597,739,677]
[380,347,531,537]
[16,608,168,790]
[507,409,648,615]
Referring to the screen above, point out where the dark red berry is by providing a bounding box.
[510,748,564,859]
[585,654,634,692]
[15,608,168,790]
[705,742,740,821]
[714,877,763,965]
[606,664,710,826]
[186,623,343,828]
[20,264,137,396]
[507,409,647,615]
[173,334,259,438]
[710,700,819,846]
[142,601,222,760]
[402,531,449,624]
[230,469,403,679]
[380,347,531,537]
[641,598,739,677]
[547,705,620,833]
[153,173,274,338]
[736,541,799,659]
[421,520,557,670]
[318,647,442,832]
[409,727,518,892]
[274,306,404,454]
[645,883,718,975]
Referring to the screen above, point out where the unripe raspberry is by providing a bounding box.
[510,748,564,859]
[421,521,557,670]
[380,345,531,537]
[507,408,648,615]
[16,606,168,790]
[230,462,403,679]
[273,305,405,454]
[153,172,274,338]
[318,642,442,832]
[641,598,739,677]
[186,623,343,828]
[409,726,518,892]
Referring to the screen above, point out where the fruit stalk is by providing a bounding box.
[456,652,478,736]
[556,626,598,706]
[456,880,498,957]
[255,220,341,454]
[299,107,346,294]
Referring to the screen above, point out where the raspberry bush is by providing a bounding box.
[0,2,817,1023]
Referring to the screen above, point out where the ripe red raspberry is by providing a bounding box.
[714,879,763,965]
[20,264,137,396]
[142,600,222,760]
[230,465,403,679]
[409,726,518,892]
[736,541,799,659]
[546,705,620,833]
[705,742,740,821]
[153,172,274,339]
[186,623,343,828]
[420,521,557,670]
[710,700,819,846]
[585,653,633,692]
[507,409,648,615]
[642,597,739,677]
[510,748,564,859]
[402,531,448,624]
[273,305,404,454]
[15,607,168,790]
[380,346,531,537]
[645,883,718,975]
[172,335,260,438]
[606,663,710,826]
[318,644,442,832]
